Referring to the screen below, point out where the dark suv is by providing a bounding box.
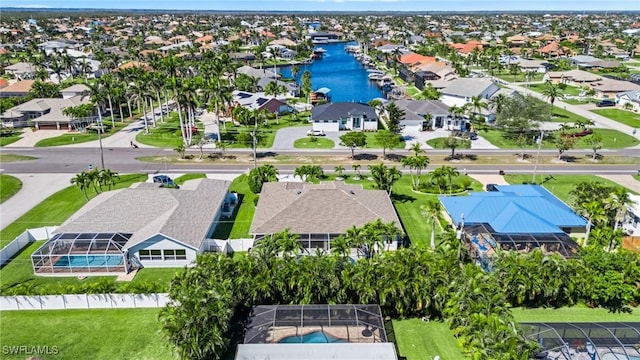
[153,175,179,189]
[596,99,616,107]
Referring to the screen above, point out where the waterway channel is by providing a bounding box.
[279,42,383,103]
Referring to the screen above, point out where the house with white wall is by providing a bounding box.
[616,90,640,112]
[311,102,378,132]
[31,179,232,275]
[440,78,500,108]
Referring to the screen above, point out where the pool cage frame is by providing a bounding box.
[32,232,132,275]
[244,304,388,344]
[521,322,640,360]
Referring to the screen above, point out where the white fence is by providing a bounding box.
[0,293,170,311]
[206,238,254,253]
[0,227,57,266]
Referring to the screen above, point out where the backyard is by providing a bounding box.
[503,174,636,202]
[393,319,465,360]
[0,309,175,360]
[511,306,640,323]
[591,108,640,128]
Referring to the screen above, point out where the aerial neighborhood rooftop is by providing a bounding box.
[0,6,639,360]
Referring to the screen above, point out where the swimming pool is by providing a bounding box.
[54,255,124,268]
[279,331,347,344]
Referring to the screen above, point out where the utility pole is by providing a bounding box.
[97,104,105,169]
[252,120,257,168]
[532,130,544,184]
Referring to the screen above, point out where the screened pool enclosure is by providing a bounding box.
[32,232,131,274]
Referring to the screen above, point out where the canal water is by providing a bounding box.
[279,42,383,103]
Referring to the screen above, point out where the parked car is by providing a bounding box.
[306,129,326,136]
[153,175,179,189]
[596,100,616,107]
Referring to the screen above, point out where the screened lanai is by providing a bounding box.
[521,322,640,360]
[32,232,132,275]
[244,304,388,344]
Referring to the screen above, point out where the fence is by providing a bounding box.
[206,238,255,253]
[0,227,57,266]
[0,293,170,311]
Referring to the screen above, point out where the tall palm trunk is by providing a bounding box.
[119,103,124,122]
[176,101,187,146]
[126,99,132,120]
[107,96,115,127]
[141,97,149,134]
[149,97,157,127]
[156,91,164,122]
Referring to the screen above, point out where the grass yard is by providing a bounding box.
[503,174,636,202]
[0,133,22,146]
[136,115,204,149]
[173,173,206,185]
[426,137,472,150]
[0,309,175,360]
[511,306,640,323]
[591,108,640,128]
[0,174,22,203]
[495,72,545,83]
[393,319,465,360]
[363,132,406,149]
[212,174,257,239]
[549,106,590,123]
[0,173,147,248]
[0,239,179,294]
[527,83,583,97]
[220,112,310,149]
[293,136,335,149]
[0,153,36,162]
[35,122,129,147]
[478,128,638,150]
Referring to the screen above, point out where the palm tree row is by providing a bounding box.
[70,168,119,201]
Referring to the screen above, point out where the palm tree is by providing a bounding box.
[60,53,77,81]
[334,165,345,180]
[401,155,429,189]
[469,95,488,123]
[98,168,119,191]
[409,142,424,156]
[352,164,361,179]
[422,200,443,249]
[605,188,632,236]
[542,81,561,108]
[70,171,92,201]
[301,70,312,103]
[290,64,300,86]
[417,83,441,100]
[368,163,401,195]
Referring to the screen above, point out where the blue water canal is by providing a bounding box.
[279,42,383,103]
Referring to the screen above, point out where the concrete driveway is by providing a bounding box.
[401,127,499,150]
[1,173,74,231]
[272,126,346,150]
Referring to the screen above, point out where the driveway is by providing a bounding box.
[401,127,499,150]
[272,126,346,150]
[1,173,74,231]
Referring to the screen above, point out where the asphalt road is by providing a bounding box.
[1,146,638,175]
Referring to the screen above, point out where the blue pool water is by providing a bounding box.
[279,42,383,103]
[279,331,347,344]
[55,255,124,268]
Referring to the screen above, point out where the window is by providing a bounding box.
[176,249,186,260]
[164,249,187,260]
[139,250,151,260]
[151,249,162,260]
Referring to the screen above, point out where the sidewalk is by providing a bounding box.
[1,173,73,230]
[401,127,499,150]
[596,174,640,193]
[4,128,67,148]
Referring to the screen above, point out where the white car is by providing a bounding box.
[307,129,326,136]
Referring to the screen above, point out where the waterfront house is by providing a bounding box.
[250,182,402,253]
[310,102,378,132]
[391,99,450,130]
[32,179,232,275]
[232,90,293,115]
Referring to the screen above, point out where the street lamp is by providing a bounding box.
[532,130,544,184]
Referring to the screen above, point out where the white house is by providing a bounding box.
[31,179,233,275]
[622,194,640,236]
[616,90,640,112]
[440,78,500,108]
[311,102,378,132]
[391,99,451,130]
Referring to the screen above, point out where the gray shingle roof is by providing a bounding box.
[55,178,230,250]
[311,102,378,121]
[441,78,498,98]
[251,181,401,235]
[392,99,450,120]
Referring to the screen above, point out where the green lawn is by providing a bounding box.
[0,174,22,203]
[0,173,147,248]
[0,239,179,295]
[212,174,257,239]
[136,115,204,149]
[393,319,465,360]
[591,108,640,128]
[173,173,206,185]
[549,106,590,123]
[0,153,36,162]
[0,134,22,146]
[220,112,310,149]
[293,136,335,149]
[495,72,545,83]
[0,309,175,360]
[478,128,638,149]
[35,122,129,147]
[527,83,583,97]
[562,98,598,105]
[504,174,636,202]
[512,306,640,323]
[363,132,406,149]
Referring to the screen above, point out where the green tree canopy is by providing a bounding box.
[339,131,367,159]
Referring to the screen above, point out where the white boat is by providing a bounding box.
[313,47,327,53]
[368,73,383,81]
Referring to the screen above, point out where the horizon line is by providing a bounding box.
[1,7,639,12]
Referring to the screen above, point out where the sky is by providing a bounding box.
[1,0,639,12]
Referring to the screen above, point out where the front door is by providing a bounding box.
[352,117,361,129]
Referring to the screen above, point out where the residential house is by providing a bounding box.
[3,62,36,79]
[310,102,378,132]
[250,182,402,253]
[232,90,293,115]
[590,78,640,99]
[60,84,89,99]
[516,59,547,74]
[32,179,232,275]
[616,90,640,111]
[439,185,587,263]
[237,65,278,79]
[569,55,600,67]
[391,99,450,130]
[1,94,91,129]
[0,79,35,98]
[440,78,500,108]
[622,194,640,236]
[544,70,601,86]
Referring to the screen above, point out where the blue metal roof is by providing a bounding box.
[439,185,587,234]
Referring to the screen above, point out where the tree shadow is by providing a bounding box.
[256,151,278,159]
[355,153,378,161]
[385,153,406,162]
[558,155,578,163]
[391,193,416,203]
